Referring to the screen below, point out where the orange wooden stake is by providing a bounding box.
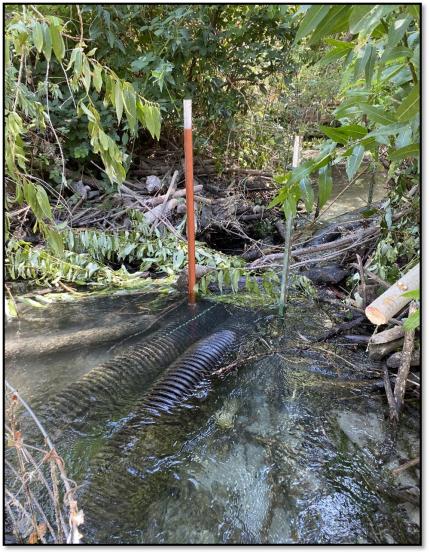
[184,99,196,304]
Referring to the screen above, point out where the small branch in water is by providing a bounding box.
[383,363,399,422]
[392,457,420,476]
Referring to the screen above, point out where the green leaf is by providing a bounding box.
[386,16,413,50]
[381,46,413,65]
[356,43,372,81]
[81,56,92,92]
[402,289,420,300]
[98,129,109,150]
[295,5,331,43]
[122,84,137,134]
[403,308,420,331]
[269,186,288,209]
[349,5,374,34]
[93,64,103,93]
[32,22,44,52]
[324,38,355,49]
[141,104,161,140]
[289,161,313,185]
[299,178,314,212]
[46,228,64,256]
[395,85,419,122]
[346,144,365,181]
[350,5,397,35]
[359,103,397,125]
[42,23,52,61]
[74,48,83,77]
[320,124,367,144]
[365,45,377,87]
[309,5,351,44]
[217,270,224,293]
[21,297,46,308]
[366,122,408,139]
[319,45,350,67]
[408,5,420,20]
[389,143,419,161]
[50,24,65,61]
[36,185,53,220]
[318,165,333,208]
[114,80,123,124]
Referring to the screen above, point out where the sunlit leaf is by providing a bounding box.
[346,144,365,181]
[395,85,419,122]
[32,21,44,52]
[318,165,333,208]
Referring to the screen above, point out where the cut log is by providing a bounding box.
[365,264,420,325]
[369,326,405,345]
[386,349,420,369]
[368,326,405,361]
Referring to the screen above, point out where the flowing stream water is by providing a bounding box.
[5,289,420,544]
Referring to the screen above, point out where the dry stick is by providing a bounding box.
[50,460,64,543]
[279,135,301,316]
[291,234,378,270]
[383,363,399,422]
[356,253,367,307]
[392,457,420,476]
[393,302,418,414]
[7,400,39,540]
[315,316,365,343]
[250,225,377,268]
[5,383,82,544]
[350,264,390,289]
[6,445,68,540]
[151,169,179,232]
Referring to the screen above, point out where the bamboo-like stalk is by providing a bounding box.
[279,135,301,316]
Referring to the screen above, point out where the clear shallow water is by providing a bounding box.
[5,291,420,544]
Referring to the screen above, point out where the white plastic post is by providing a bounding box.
[183,99,192,130]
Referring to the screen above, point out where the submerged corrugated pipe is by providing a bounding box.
[82,327,239,534]
[42,302,230,427]
[121,328,237,427]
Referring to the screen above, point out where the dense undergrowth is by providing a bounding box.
[4,4,420,319]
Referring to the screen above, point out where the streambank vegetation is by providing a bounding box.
[5,4,420,544]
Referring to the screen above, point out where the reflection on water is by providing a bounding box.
[5,293,420,545]
[319,165,387,221]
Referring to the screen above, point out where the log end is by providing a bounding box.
[365,306,388,325]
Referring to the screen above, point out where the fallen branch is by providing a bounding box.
[392,457,420,476]
[315,316,365,342]
[368,325,405,361]
[393,302,418,414]
[249,225,378,268]
[386,349,420,369]
[383,364,399,422]
[146,184,202,207]
[151,170,179,231]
